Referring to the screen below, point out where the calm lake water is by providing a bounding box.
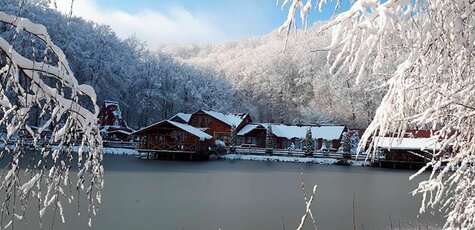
[11,155,444,230]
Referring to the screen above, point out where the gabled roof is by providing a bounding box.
[104,100,119,107]
[311,126,346,140]
[375,137,442,151]
[170,113,192,123]
[237,123,345,140]
[198,110,249,127]
[133,120,212,141]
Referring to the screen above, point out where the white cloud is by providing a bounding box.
[52,0,229,47]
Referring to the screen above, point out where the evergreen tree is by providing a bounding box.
[265,125,273,154]
[305,127,313,156]
[340,132,351,159]
[230,125,237,152]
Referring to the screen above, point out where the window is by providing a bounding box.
[171,131,184,142]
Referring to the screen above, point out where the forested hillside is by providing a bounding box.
[160,25,385,127]
[1,0,384,128]
[0,0,244,128]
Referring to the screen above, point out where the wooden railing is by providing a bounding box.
[140,141,197,152]
[228,146,369,161]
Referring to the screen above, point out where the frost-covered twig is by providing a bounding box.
[280,0,475,228]
[0,10,103,228]
[296,171,317,230]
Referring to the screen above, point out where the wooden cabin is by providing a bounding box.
[98,100,134,141]
[237,123,346,150]
[133,120,214,160]
[188,110,252,144]
[169,113,192,124]
[375,137,441,168]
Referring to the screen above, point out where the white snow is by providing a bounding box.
[103,147,138,156]
[238,123,345,140]
[170,113,192,123]
[236,124,259,136]
[201,110,247,127]
[168,121,212,141]
[376,137,442,151]
[104,100,119,107]
[222,154,370,166]
[135,120,212,141]
[311,126,346,140]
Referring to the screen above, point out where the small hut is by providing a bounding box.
[375,137,442,168]
[133,120,213,160]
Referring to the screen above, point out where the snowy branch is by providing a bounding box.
[280,0,475,228]
[0,10,103,227]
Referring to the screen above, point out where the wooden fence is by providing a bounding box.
[229,146,370,161]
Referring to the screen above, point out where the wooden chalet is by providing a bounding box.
[188,110,252,144]
[375,137,442,168]
[133,120,214,160]
[237,123,346,150]
[169,113,192,124]
[98,100,134,141]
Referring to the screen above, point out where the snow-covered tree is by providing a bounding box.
[230,125,237,152]
[265,125,273,153]
[339,131,351,159]
[305,127,313,156]
[280,0,475,228]
[0,10,102,228]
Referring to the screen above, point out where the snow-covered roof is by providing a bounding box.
[237,123,345,140]
[170,113,192,123]
[261,123,306,139]
[168,121,212,140]
[237,124,259,136]
[104,100,119,107]
[311,126,346,140]
[107,130,132,135]
[201,110,248,127]
[133,120,212,141]
[376,137,442,151]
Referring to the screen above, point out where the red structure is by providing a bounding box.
[237,123,346,150]
[188,110,252,144]
[98,100,134,141]
[133,120,214,160]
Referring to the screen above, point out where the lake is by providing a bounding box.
[10,155,444,229]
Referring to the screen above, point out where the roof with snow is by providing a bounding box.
[198,110,249,127]
[237,123,345,140]
[375,137,442,151]
[169,113,192,123]
[104,100,119,107]
[133,120,212,141]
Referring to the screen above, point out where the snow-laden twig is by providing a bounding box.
[280,0,475,228]
[296,171,318,230]
[0,10,103,227]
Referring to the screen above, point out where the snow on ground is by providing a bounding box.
[103,147,138,156]
[221,154,371,166]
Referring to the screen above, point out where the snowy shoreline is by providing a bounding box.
[102,148,371,166]
[220,154,371,166]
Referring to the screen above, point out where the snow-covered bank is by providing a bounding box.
[103,147,138,156]
[221,154,371,166]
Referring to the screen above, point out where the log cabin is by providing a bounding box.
[133,120,214,160]
[188,110,252,144]
[98,100,134,141]
[237,123,346,150]
[375,137,442,168]
[169,113,192,124]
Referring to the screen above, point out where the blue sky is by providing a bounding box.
[55,0,349,47]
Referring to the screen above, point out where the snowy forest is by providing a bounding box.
[0,0,384,129]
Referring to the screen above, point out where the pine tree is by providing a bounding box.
[265,125,273,154]
[340,132,351,159]
[305,127,313,156]
[230,125,237,152]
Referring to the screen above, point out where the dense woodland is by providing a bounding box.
[0,0,384,129]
